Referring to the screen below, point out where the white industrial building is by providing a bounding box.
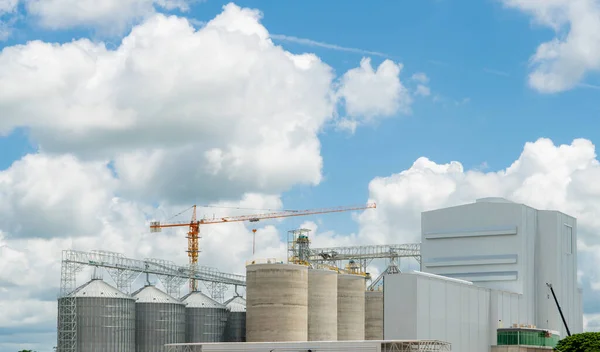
[384,197,584,351]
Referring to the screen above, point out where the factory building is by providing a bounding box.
[384,197,584,351]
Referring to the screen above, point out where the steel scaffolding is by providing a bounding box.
[57,249,245,352]
[310,243,421,271]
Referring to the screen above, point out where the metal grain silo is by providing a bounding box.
[365,290,383,340]
[308,268,337,341]
[58,278,136,352]
[337,274,365,341]
[246,263,308,342]
[223,295,246,342]
[132,285,186,351]
[181,290,227,343]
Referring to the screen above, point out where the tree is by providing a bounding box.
[555,332,600,352]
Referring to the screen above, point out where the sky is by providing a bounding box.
[1,0,600,350]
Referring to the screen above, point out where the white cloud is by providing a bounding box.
[415,84,431,97]
[502,0,600,93]
[0,4,336,204]
[23,0,190,33]
[411,72,429,84]
[0,0,18,13]
[0,3,422,205]
[336,57,412,132]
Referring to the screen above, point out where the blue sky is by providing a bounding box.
[2,0,600,350]
[7,0,598,231]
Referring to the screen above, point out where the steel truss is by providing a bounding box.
[57,249,245,352]
[310,243,421,272]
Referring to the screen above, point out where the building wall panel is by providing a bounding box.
[384,273,490,352]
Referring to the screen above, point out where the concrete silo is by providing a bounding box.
[308,268,337,341]
[57,279,136,352]
[223,295,246,342]
[246,263,308,342]
[132,285,186,351]
[337,274,365,341]
[364,290,383,340]
[181,291,227,343]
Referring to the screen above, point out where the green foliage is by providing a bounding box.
[555,332,600,352]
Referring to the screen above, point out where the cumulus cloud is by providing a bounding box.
[0,5,333,204]
[502,0,600,93]
[336,57,412,133]
[0,3,419,205]
[23,0,191,33]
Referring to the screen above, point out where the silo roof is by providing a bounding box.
[224,295,246,312]
[181,291,225,308]
[71,279,132,299]
[132,285,183,304]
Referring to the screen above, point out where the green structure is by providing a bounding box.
[497,328,560,348]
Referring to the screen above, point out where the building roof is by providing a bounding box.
[475,197,514,204]
[70,279,132,299]
[224,295,246,312]
[131,285,183,304]
[181,291,225,309]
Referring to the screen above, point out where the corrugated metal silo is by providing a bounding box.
[58,278,136,352]
[364,290,383,340]
[246,263,308,342]
[182,290,227,343]
[223,295,246,342]
[337,274,365,341]
[132,285,186,351]
[308,268,337,341]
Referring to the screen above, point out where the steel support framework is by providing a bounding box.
[310,243,421,272]
[57,249,245,352]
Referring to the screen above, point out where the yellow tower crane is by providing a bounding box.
[149,202,376,292]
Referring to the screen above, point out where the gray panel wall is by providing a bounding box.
[187,307,228,343]
[223,311,246,342]
[136,303,186,351]
[72,297,136,352]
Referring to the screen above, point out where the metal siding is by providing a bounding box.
[135,302,186,352]
[223,311,246,342]
[186,307,228,343]
[448,281,461,342]
[71,296,136,352]
[429,278,445,340]
[382,274,416,339]
[384,273,490,352]
[415,274,429,339]
[223,296,246,342]
[421,201,527,294]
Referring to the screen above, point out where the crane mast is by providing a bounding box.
[150,202,376,292]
